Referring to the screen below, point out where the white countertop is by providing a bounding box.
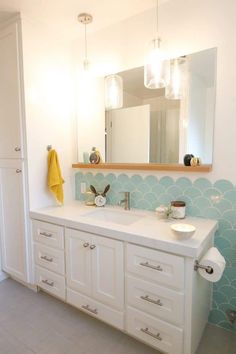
[30,201,218,258]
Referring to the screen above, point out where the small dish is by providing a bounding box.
[171,223,196,240]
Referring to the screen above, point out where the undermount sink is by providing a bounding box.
[82,208,144,226]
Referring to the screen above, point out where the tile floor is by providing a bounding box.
[0,278,235,354]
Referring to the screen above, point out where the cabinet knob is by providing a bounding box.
[16,169,22,173]
[83,242,90,248]
[15,147,21,152]
[90,244,96,250]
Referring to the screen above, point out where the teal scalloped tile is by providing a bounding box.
[158,193,173,205]
[144,175,158,186]
[131,191,143,201]
[176,177,192,190]
[184,186,202,199]
[218,219,233,233]
[214,199,233,214]
[217,321,235,331]
[215,237,231,250]
[223,210,236,225]
[94,173,105,181]
[167,185,182,199]
[137,182,151,193]
[75,171,84,180]
[105,173,117,183]
[144,192,157,205]
[159,176,174,188]
[230,297,236,306]
[224,266,236,281]
[203,207,221,219]
[136,199,152,210]
[213,291,229,305]
[194,196,211,211]
[214,275,230,291]
[204,188,222,200]
[151,184,165,195]
[224,190,236,204]
[186,205,201,217]
[117,173,130,185]
[110,181,123,192]
[175,195,192,206]
[194,178,212,191]
[208,309,227,323]
[221,249,236,264]
[214,179,234,192]
[222,229,236,248]
[130,174,143,186]
[123,182,136,192]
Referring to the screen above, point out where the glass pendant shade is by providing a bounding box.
[144,38,169,89]
[165,57,187,99]
[105,74,123,110]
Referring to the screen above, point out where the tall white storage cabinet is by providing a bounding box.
[0,18,30,283]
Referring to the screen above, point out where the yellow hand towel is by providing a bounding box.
[47,149,65,205]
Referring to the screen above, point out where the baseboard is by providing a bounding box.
[0,271,8,282]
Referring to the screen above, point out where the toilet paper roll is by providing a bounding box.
[198,247,226,282]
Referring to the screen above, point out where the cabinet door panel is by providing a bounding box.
[0,22,23,158]
[0,163,27,281]
[65,228,92,296]
[91,235,124,310]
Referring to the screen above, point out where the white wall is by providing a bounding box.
[72,0,236,182]
[21,17,77,209]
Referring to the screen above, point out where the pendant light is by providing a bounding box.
[165,56,187,100]
[78,13,93,70]
[105,74,123,110]
[144,0,169,89]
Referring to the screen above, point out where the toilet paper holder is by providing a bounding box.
[194,260,214,274]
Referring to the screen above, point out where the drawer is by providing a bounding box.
[34,243,65,275]
[126,275,184,325]
[35,266,65,300]
[126,307,183,354]
[126,244,184,290]
[67,288,124,330]
[32,220,64,249]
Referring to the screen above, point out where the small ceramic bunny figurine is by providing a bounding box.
[90,184,110,207]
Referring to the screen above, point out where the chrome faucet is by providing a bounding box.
[119,191,130,210]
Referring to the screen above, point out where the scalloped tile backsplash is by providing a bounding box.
[75,172,236,332]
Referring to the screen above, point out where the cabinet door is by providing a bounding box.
[91,235,124,310]
[0,22,24,158]
[65,228,92,296]
[0,161,27,281]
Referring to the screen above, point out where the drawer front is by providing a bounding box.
[67,288,124,330]
[126,275,184,325]
[34,243,65,275]
[35,266,65,300]
[126,244,184,290]
[32,220,64,249]
[126,307,183,354]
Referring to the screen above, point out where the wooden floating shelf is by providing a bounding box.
[72,163,212,172]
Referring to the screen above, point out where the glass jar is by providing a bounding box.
[171,201,186,219]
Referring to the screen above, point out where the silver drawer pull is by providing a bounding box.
[14,146,21,151]
[140,295,163,306]
[90,244,96,250]
[81,304,98,315]
[140,261,163,272]
[39,231,52,238]
[40,255,53,262]
[16,169,22,173]
[83,242,90,248]
[140,327,162,341]
[42,279,54,287]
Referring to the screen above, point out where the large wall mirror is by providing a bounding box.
[76,47,217,168]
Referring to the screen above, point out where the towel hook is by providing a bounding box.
[47,145,52,151]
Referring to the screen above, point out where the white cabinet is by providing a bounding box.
[65,228,124,311]
[0,160,28,281]
[0,21,24,159]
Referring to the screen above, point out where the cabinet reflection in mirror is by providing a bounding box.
[105,48,216,164]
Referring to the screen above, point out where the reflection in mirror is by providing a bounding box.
[105,48,216,165]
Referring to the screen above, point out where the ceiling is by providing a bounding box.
[0,0,168,40]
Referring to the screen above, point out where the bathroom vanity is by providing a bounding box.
[30,202,217,354]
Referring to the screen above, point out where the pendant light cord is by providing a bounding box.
[156,0,159,37]
[84,23,88,64]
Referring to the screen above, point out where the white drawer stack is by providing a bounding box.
[32,220,66,300]
[125,244,185,354]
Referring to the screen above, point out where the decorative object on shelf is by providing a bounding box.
[190,156,201,166]
[165,56,187,100]
[47,149,64,205]
[183,153,194,166]
[170,200,186,219]
[105,74,123,110]
[170,223,196,239]
[89,147,103,164]
[83,151,90,164]
[90,184,110,207]
[144,0,169,89]
[84,190,95,206]
[155,205,172,219]
[78,12,93,70]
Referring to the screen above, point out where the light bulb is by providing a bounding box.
[165,57,187,100]
[105,74,123,110]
